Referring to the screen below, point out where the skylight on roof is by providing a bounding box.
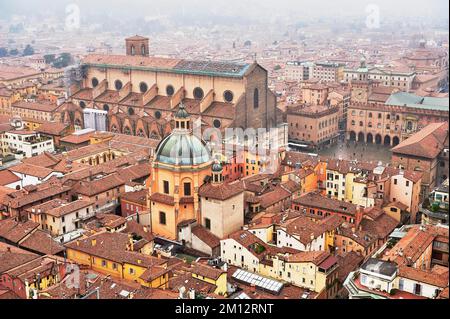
[232,268,284,295]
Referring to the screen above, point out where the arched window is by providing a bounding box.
[351,120,355,126]
[193,87,204,100]
[359,121,363,126]
[128,107,135,116]
[131,45,135,55]
[141,44,146,55]
[103,104,109,111]
[139,82,148,93]
[115,80,123,91]
[253,88,259,109]
[368,112,372,118]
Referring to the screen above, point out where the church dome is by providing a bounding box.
[155,133,211,166]
[155,101,211,166]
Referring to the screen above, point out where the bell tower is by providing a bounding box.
[125,35,149,57]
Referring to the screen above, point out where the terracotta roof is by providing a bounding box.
[191,225,220,248]
[0,219,39,243]
[18,230,65,255]
[391,122,448,159]
[386,201,409,211]
[336,223,377,248]
[336,251,364,283]
[138,265,170,282]
[6,182,71,209]
[286,251,330,265]
[21,152,60,168]
[383,225,446,266]
[28,199,92,218]
[191,262,225,280]
[198,180,244,201]
[227,230,269,259]
[65,232,159,267]
[149,192,175,206]
[293,192,357,215]
[120,189,148,206]
[359,213,398,240]
[0,249,39,273]
[60,131,95,145]
[73,174,125,196]
[281,215,327,245]
[36,122,70,136]
[0,170,21,186]
[9,163,54,179]
[122,220,154,242]
[12,101,59,113]
[398,266,448,288]
[258,184,292,209]
[169,272,217,294]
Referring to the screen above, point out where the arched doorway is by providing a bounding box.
[367,133,373,144]
[375,134,382,144]
[393,136,400,146]
[358,132,365,143]
[384,135,391,146]
[349,131,356,141]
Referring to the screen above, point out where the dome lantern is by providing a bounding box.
[211,160,223,184]
[175,102,191,131]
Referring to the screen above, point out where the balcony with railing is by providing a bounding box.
[419,197,449,225]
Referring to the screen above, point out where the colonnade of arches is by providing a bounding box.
[348,131,400,146]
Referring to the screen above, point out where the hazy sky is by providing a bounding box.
[1,0,448,23]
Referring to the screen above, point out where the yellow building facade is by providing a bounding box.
[148,103,213,240]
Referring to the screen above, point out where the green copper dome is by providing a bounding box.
[155,132,212,166]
